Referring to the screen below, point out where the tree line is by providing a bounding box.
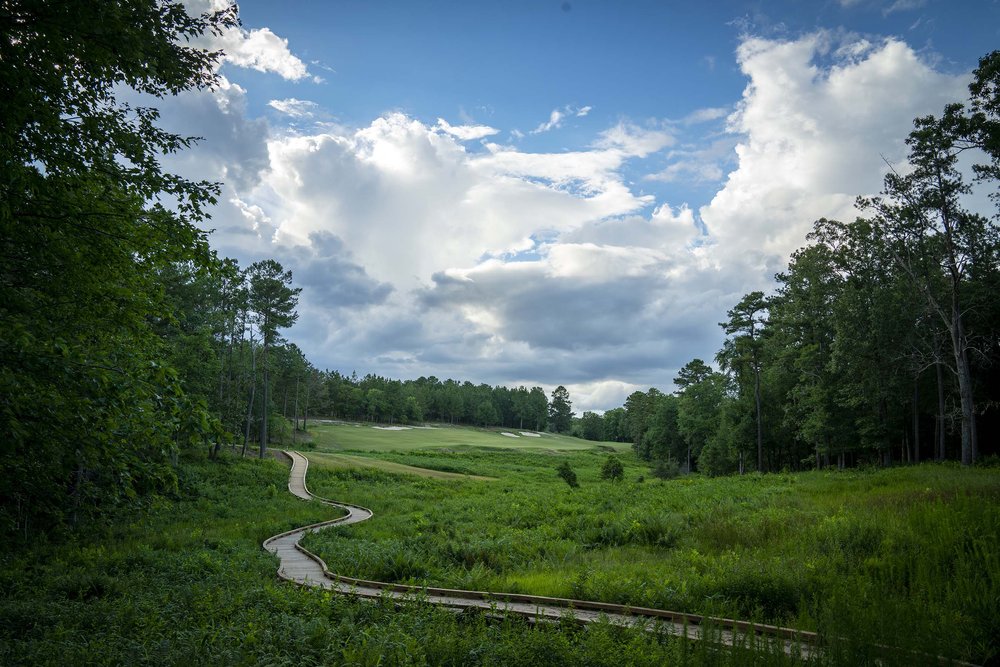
[3,0,995,539]
[580,53,1000,475]
[0,2,312,536]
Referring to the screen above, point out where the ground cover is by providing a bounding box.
[1,453,787,665]
[306,420,631,453]
[306,450,496,481]
[300,445,1000,665]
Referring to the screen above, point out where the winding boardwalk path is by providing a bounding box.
[263,450,815,658]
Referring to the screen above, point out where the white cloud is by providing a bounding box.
[153,23,976,410]
[700,32,968,264]
[595,121,674,157]
[434,118,500,141]
[251,113,652,290]
[531,108,566,134]
[884,0,927,15]
[682,107,729,124]
[186,0,312,80]
[221,27,310,80]
[530,104,592,134]
[268,98,320,118]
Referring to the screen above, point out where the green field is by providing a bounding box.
[4,425,998,665]
[0,453,784,666]
[296,429,1000,665]
[305,420,631,453]
[307,450,496,481]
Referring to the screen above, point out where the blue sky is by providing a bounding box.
[164,0,999,412]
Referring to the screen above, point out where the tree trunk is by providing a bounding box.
[936,362,946,460]
[912,380,920,464]
[259,339,269,459]
[951,303,977,465]
[303,380,310,432]
[242,344,256,458]
[753,358,763,473]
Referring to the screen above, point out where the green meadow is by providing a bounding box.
[3,423,998,665]
[305,420,632,453]
[298,425,1000,665]
[0,451,793,666]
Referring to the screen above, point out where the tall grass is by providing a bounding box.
[302,449,1000,664]
[0,453,800,665]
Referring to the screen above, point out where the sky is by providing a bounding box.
[159,0,999,413]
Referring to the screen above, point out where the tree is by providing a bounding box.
[719,292,769,471]
[527,387,549,431]
[474,401,499,427]
[556,461,579,488]
[600,455,624,481]
[0,1,237,534]
[548,386,574,433]
[248,260,300,456]
[858,108,993,465]
[674,358,713,391]
[580,411,605,441]
[676,371,727,473]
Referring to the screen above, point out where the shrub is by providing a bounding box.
[556,461,579,488]
[652,459,680,480]
[600,455,624,481]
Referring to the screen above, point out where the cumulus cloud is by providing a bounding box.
[154,23,975,409]
[700,32,968,265]
[186,0,312,81]
[255,113,655,289]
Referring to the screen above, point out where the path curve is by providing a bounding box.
[263,450,815,658]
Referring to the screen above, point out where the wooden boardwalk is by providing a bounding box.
[263,450,816,658]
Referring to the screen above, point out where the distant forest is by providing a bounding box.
[1,0,997,538]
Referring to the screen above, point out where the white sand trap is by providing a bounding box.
[519,432,541,437]
[500,432,520,438]
[373,426,412,431]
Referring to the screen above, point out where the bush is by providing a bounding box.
[651,459,680,480]
[556,461,579,488]
[600,455,624,481]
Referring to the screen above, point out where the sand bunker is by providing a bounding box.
[500,432,520,438]
[519,432,541,437]
[373,426,412,431]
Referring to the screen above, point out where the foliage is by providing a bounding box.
[549,385,575,433]
[556,461,579,488]
[299,443,1000,665]
[2,455,796,666]
[600,455,624,481]
[651,458,681,480]
[0,0,237,535]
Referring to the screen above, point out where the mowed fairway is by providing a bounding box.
[307,421,630,453]
[306,451,496,481]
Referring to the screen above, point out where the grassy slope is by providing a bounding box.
[306,421,631,453]
[299,444,1000,665]
[3,433,997,665]
[307,450,496,481]
[1,454,773,666]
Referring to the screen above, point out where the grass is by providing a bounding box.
[306,450,496,481]
[1,452,792,666]
[4,426,997,665]
[295,437,1000,666]
[305,420,631,453]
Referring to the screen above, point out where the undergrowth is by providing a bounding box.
[0,453,801,665]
